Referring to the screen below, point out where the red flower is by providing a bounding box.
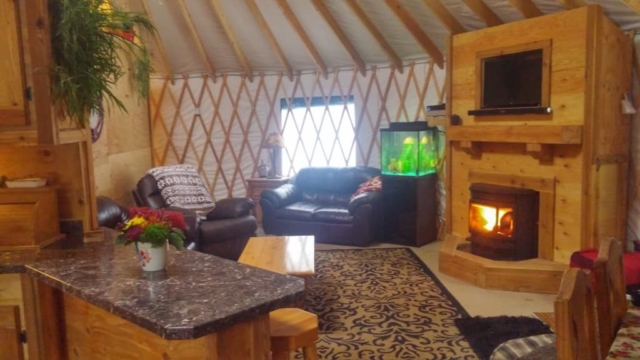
[129,207,154,218]
[124,225,143,240]
[163,210,186,230]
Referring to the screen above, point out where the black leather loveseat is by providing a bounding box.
[260,167,382,246]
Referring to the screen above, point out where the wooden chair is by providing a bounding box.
[269,308,318,360]
[554,268,598,360]
[594,237,627,359]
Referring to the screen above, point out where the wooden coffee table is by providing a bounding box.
[238,236,315,281]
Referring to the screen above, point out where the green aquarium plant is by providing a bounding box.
[50,0,156,126]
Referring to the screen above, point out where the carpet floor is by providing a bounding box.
[298,248,476,360]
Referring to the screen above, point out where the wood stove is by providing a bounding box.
[468,183,539,261]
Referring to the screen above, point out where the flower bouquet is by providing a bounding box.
[115,208,187,271]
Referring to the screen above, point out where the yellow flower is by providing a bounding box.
[123,216,147,230]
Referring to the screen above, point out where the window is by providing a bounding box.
[280,96,355,176]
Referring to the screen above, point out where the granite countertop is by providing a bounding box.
[1,232,305,340]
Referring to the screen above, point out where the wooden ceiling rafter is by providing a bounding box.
[275,0,328,78]
[622,0,640,15]
[555,0,588,9]
[310,0,366,76]
[420,0,466,34]
[384,0,444,69]
[176,0,216,80]
[139,0,175,84]
[507,0,544,18]
[344,0,403,73]
[244,0,294,81]
[208,0,253,82]
[461,0,503,27]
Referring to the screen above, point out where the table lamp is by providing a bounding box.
[263,132,285,178]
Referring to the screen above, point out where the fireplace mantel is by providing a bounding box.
[441,5,631,293]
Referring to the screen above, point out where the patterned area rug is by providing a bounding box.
[298,248,475,360]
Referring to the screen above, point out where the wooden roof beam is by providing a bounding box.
[384,0,444,69]
[208,0,253,82]
[555,0,587,9]
[507,0,544,18]
[140,0,174,83]
[461,0,503,27]
[310,0,366,76]
[345,0,403,73]
[622,0,640,15]
[275,0,328,78]
[420,0,466,34]
[245,0,293,81]
[176,0,216,79]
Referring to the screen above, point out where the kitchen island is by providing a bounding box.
[0,232,305,359]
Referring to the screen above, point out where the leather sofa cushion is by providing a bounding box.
[295,166,381,194]
[274,202,323,221]
[312,206,353,224]
[301,191,351,207]
[199,216,257,244]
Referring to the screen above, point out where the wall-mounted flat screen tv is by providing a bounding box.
[481,49,543,109]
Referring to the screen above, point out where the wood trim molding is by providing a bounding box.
[447,125,583,144]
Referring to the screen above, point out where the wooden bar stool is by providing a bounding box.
[269,308,318,360]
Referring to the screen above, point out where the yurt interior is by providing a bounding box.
[1,0,640,359]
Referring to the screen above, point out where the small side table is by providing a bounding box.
[246,177,291,224]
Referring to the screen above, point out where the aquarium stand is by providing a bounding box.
[382,174,438,247]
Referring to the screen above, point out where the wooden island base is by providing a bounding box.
[22,277,272,360]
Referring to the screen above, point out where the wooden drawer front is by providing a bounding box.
[0,204,34,246]
[249,186,267,198]
[0,188,60,249]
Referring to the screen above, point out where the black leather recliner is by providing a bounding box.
[260,167,382,246]
[132,175,257,260]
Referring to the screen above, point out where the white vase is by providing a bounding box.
[135,242,167,272]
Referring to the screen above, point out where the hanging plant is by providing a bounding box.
[50,0,156,126]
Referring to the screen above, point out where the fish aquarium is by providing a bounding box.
[380,121,438,177]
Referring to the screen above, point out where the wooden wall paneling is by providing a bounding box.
[0,0,28,127]
[445,35,453,233]
[139,0,174,83]
[0,305,24,360]
[0,274,26,359]
[345,0,403,73]
[22,0,56,145]
[0,144,92,230]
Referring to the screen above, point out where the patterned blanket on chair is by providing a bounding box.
[147,165,215,210]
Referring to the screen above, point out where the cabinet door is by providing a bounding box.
[0,0,28,127]
[0,305,24,360]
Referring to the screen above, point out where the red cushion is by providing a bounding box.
[570,248,640,286]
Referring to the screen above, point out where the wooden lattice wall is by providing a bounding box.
[150,61,445,199]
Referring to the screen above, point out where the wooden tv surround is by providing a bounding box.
[440,5,632,293]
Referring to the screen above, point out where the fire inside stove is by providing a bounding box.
[469,204,514,237]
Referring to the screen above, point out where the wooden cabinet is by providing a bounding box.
[0,0,28,127]
[0,187,63,250]
[0,275,26,360]
[246,177,291,224]
[382,174,438,247]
